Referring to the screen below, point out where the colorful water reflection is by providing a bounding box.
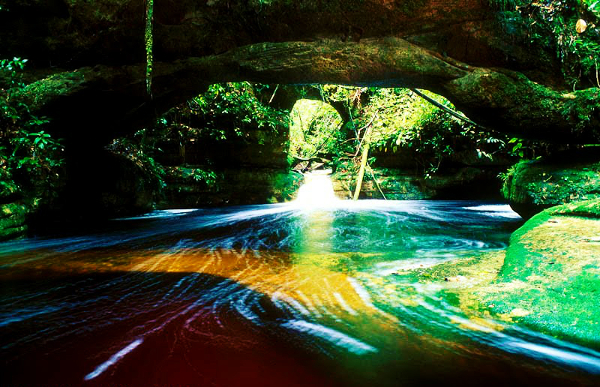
[1,201,599,386]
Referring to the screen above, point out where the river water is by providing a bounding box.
[1,200,600,386]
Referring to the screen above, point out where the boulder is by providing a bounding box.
[502,148,600,219]
[487,199,600,347]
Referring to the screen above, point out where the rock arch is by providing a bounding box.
[3,0,599,145]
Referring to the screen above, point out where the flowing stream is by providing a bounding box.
[1,187,600,386]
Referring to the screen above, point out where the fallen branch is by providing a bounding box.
[410,88,482,128]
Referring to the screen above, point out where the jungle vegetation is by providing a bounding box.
[0,0,598,214]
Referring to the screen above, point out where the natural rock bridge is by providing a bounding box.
[3,0,600,145]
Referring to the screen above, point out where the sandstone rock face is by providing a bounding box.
[148,112,299,208]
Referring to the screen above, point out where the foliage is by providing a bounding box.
[287,85,540,185]
[356,89,511,177]
[494,0,600,88]
[287,86,538,180]
[499,163,519,199]
[161,166,219,188]
[183,82,289,142]
[318,84,365,117]
[181,167,218,185]
[110,82,289,189]
[105,131,167,192]
[289,99,344,160]
[504,136,554,159]
[145,0,153,97]
[0,57,64,199]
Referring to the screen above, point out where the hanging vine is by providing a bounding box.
[145,0,154,98]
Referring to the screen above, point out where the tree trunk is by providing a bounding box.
[353,126,372,201]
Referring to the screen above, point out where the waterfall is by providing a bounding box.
[294,170,339,208]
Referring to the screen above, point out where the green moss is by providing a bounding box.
[406,201,600,347]
[497,210,550,279]
[20,70,87,109]
[0,203,29,219]
[145,0,153,97]
[485,274,600,347]
[0,211,26,230]
[549,198,600,218]
[563,89,600,134]
[489,207,600,347]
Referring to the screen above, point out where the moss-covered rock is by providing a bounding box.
[0,202,30,241]
[502,149,600,219]
[488,199,600,347]
[404,199,600,348]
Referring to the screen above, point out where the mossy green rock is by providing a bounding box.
[502,149,600,218]
[0,202,29,241]
[0,203,29,219]
[397,199,600,348]
[489,199,600,347]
